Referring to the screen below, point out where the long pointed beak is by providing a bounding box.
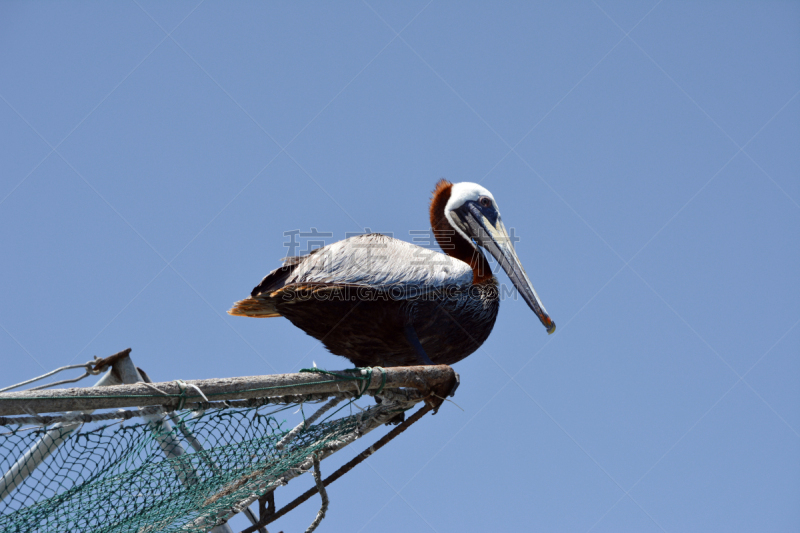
[459,203,555,334]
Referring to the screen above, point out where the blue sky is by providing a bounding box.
[1,2,798,532]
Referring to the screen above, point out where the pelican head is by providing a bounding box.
[444,182,555,335]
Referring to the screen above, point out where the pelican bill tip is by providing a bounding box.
[546,320,556,335]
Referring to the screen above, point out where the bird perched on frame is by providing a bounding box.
[229,179,555,368]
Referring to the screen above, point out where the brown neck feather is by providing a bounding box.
[429,179,493,284]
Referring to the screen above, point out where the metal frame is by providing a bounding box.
[0,356,456,533]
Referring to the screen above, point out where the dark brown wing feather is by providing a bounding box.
[228,255,314,317]
[250,254,315,297]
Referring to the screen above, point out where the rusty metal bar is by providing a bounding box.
[254,403,433,531]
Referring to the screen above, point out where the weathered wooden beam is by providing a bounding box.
[0,365,455,416]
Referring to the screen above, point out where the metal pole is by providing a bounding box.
[0,365,457,416]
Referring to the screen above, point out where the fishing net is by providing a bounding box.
[0,370,428,533]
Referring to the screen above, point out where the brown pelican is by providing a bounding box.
[229,179,554,367]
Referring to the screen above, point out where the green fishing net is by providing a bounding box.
[0,400,368,533]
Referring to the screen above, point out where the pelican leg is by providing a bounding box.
[404,323,434,365]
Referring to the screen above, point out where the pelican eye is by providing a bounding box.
[479,196,492,209]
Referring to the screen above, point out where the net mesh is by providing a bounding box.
[0,391,413,533]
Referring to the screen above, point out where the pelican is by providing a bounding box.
[229,179,555,367]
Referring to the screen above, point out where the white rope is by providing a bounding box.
[180,381,209,403]
[430,393,465,412]
[0,361,99,393]
[304,454,328,533]
[275,397,341,451]
[141,382,170,396]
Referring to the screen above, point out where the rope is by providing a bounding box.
[0,361,101,393]
[142,382,170,397]
[176,381,187,411]
[373,366,387,395]
[170,380,210,411]
[20,406,46,426]
[181,381,209,403]
[299,366,387,399]
[275,397,341,451]
[304,454,328,533]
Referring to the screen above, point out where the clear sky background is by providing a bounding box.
[1,2,798,532]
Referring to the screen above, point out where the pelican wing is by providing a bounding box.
[229,234,473,318]
[260,234,472,295]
